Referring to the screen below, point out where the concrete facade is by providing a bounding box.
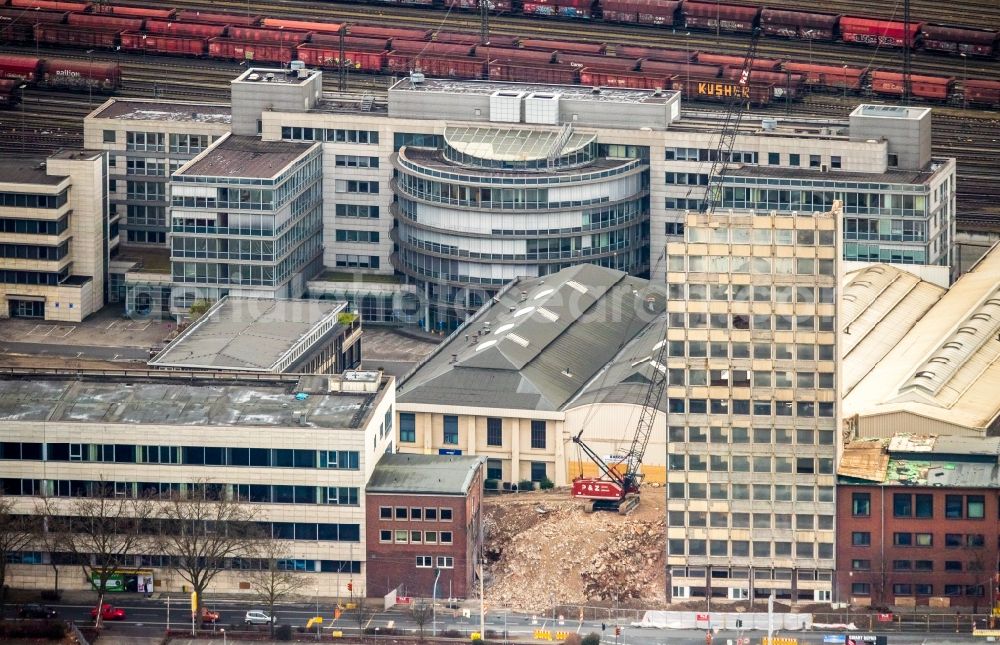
[0,151,107,322]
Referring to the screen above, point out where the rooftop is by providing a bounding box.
[843,243,1000,433]
[401,146,628,177]
[0,156,66,186]
[177,135,317,179]
[148,297,348,372]
[851,104,931,120]
[235,67,322,86]
[89,99,231,124]
[367,453,485,495]
[398,264,665,411]
[390,77,675,105]
[838,434,1000,488]
[445,125,595,161]
[724,160,949,186]
[0,370,386,429]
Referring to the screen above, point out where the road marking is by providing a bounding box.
[113,354,120,360]
[56,326,75,337]
[27,324,46,336]
[106,320,118,330]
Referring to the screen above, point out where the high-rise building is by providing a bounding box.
[663,206,841,603]
[0,151,108,321]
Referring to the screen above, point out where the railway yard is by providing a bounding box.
[0,0,998,227]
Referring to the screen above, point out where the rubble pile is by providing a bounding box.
[483,491,665,610]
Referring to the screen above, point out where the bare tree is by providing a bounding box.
[350,583,377,641]
[0,498,35,619]
[246,538,308,638]
[156,484,257,629]
[37,485,154,627]
[410,601,433,641]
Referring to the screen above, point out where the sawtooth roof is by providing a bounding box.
[397,264,665,411]
[843,243,1000,433]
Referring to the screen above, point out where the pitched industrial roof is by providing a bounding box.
[397,264,666,411]
[149,297,347,372]
[366,453,485,495]
[843,243,1000,433]
[838,434,1000,488]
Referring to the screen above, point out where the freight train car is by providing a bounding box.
[0,54,43,82]
[617,45,692,62]
[34,23,121,49]
[65,12,143,31]
[557,52,638,71]
[484,46,556,64]
[227,26,312,44]
[41,57,119,91]
[601,0,679,25]
[391,39,474,57]
[295,43,387,72]
[963,80,1000,107]
[668,76,772,105]
[724,66,804,98]
[175,10,260,26]
[696,52,782,71]
[921,24,998,57]
[487,60,578,83]
[144,18,226,39]
[261,17,343,35]
[208,38,297,63]
[682,1,759,34]
[781,62,865,90]
[389,54,486,78]
[760,9,839,40]
[870,70,954,100]
[522,0,593,19]
[347,24,430,40]
[580,67,664,89]
[121,30,207,56]
[519,39,606,54]
[97,4,175,19]
[8,0,86,12]
[840,16,922,48]
[436,31,518,46]
[639,58,721,78]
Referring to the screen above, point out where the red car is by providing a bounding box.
[91,603,126,621]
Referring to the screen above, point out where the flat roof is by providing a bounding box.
[839,434,1000,488]
[725,161,947,186]
[90,99,231,124]
[149,297,347,372]
[445,125,595,161]
[400,147,628,178]
[235,67,321,86]
[367,453,485,495]
[0,371,385,429]
[390,77,676,105]
[0,157,66,186]
[177,135,316,179]
[851,104,931,120]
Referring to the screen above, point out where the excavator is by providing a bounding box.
[570,28,763,516]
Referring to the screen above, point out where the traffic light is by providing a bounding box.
[735,619,743,628]
[347,582,353,592]
[601,623,606,632]
[615,627,622,636]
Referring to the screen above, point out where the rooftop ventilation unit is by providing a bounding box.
[410,72,425,84]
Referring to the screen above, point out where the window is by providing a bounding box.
[335,204,379,218]
[335,229,380,243]
[768,152,779,165]
[379,530,391,543]
[103,130,115,143]
[425,507,438,521]
[968,495,985,519]
[831,155,842,169]
[894,493,913,517]
[399,413,416,443]
[436,556,454,569]
[530,420,546,450]
[424,531,437,544]
[416,556,433,568]
[440,532,453,545]
[894,533,913,546]
[395,507,408,520]
[379,507,392,520]
[851,559,870,570]
[809,154,821,168]
[852,583,871,595]
[945,561,962,571]
[485,417,503,446]
[916,533,932,546]
[440,508,453,521]
[335,155,379,168]
[852,532,871,546]
[411,531,422,543]
[486,458,502,480]
[946,495,963,519]
[789,153,800,166]
[327,129,379,144]
[893,584,912,595]
[443,416,458,445]
[394,530,408,544]
[915,494,933,518]
[335,180,379,194]
[530,461,547,482]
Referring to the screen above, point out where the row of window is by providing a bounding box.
[378,506,454,521]
[666,282,836,305]
[281,127,380,144]
[0,241,69,261]
[0,189,68,210]
[686,226,837,247]
[0,215,69,235]
[485,459,550,483]
[667,368,835,390]
[721,187,927,218]
[11,551,361,573]
[336,180,379,194]
[667,482,835,503]
[415,556,454,569]
[852,559,984,573]
[667,455,834,475]
[670,566,829,582]
[669,511,833,530]
[413,415,547,448]
[852,493,987,519]
[378,530,454,545]
[851,583,983,597]
[851,532,986,548]
[336,229,380,243]
[0,267,70,286]
[117,131,214,153]
[668,539,833,559]
[0,478,359,505]
[669,256,835,277]
[335,155,379,168]
[334,254,381,269]
[665,341,836,362]
[2,442,360,470]
[335,204,380,218]
[665,148,759,164]
[667,426,836,445]
[668,312,835,333]
[665,398,836,418]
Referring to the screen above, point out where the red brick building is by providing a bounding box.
[837,435,1000,608]
[365,453,485,599]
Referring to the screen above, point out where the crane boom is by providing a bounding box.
[571,29,762,515]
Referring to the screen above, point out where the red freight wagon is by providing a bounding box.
[760,9,838,40]
[295,44,387,73]
[144,19,225,38]
[121,31,207,56]
[391,40,474,57]
[0,16,34,43]
[921,24,998,57]
[443,0,513,11]
[347,25,431,41]
[485,46,555,64]
[683,1,759,33]
[0,7,67,22]
[260,18,342,35]
[66,13,144,32]
[963,79,1000,107]
[386,53,486,78]
[487,60,578,84]
[208,38,296,63]
[9,0,86,12]
[175,10,259,26]
[580,68,665,89]
[42,57,119,91]
[618,45,691,62]
[723,67,804,98]
[523,0,593,19]
[436,31,518,46]
[310,33,389,49]
[840,16,921,48]
[636,0,680,26]
[0,54,43,82]
[781,62,865,89]
[640,59,721,78]
[557,52,638,71]
[669,76,771,105]
[519,39,606,55]
[870,70,953,100]
[227,26,311,45]
[97,4,175,19]
[34,24,121,49]
[696,52,781,71]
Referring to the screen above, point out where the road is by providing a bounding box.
[4,598,988,644]
[0,341,147,362]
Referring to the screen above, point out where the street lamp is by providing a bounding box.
[960,53,968,108]
[431,568,442,637]
[843,64,848,101]
[85,49,94,105]
[220,628,226,645]
[18,83,26,153]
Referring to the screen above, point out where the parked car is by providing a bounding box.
[91,603,126,621]
[245,610,275,625]
[18,604,58,619]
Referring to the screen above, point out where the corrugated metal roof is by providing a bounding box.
[366,453,485,495]
[398,264,665,411]
[843,243,1000,432]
